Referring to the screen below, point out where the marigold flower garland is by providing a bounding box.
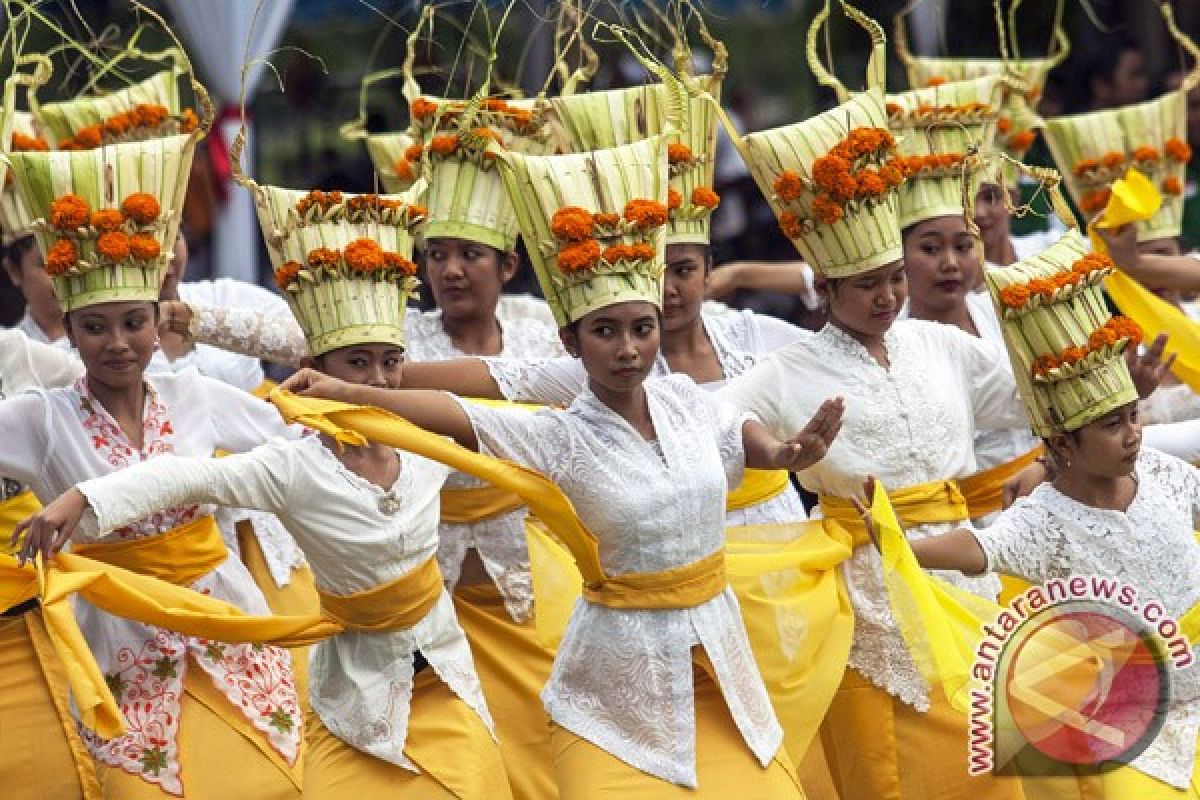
[409,96,540,137]
[41,192,164,276]
[56,103,199,151]
[997,252,1114,312]
[548,199,669,275]
[274,238,418,291]
[1031,316,1143,380]
[1071,138,1192,206]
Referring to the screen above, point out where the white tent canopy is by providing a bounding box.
[164,0,295,283]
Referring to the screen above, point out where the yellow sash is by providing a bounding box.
[0,490,41,555]
[958,446,1045,519]
[317,556,444,632]
[818,478,970,548]
[439,485,525,525]
[72,515,227,585]
[582,549,726,610]
[726,468,790,512]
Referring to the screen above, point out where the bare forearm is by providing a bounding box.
[741,419,783,470]
[1119,254,1200,292]
[399,359,503,397]
[712,260,813,297]
[344,385,479,450]
[909,528,989,575]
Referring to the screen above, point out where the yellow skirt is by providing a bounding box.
[550,659,805,799]
[304,662,513,800]
[95,659,302,799]
[797,737,842,800]
[235,520,320,712]
[453,582,557,800]
[0,610,101,799]
[819,667,1027,800]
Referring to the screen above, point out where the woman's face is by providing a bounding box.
[315,343,405,388]
[1051,403,1141,479]
[66,301,158,389]
[903,216,980,312]
[563,301,660,396]
[973,183,1015,248]
[3,239,61,328]
[821,260,907,340]
[661,243,709,333]
[423,237,515,321]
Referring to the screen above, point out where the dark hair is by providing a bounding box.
[2,234,36,267]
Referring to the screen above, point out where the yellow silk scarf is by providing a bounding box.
[439,485,525,524]
[317,555,444,632]
[72,515,228,585]
[726,469,791,512]
[958,447,1045,519]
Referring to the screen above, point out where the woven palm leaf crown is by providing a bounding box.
[735,2,903,278]
[0,55,53,245]
[5,47,211,311]
[985,228,1140,435]
[886,74,1006,228]
[895,0,1068,183]
[1042,3,1198,242]
[496,135,670,327]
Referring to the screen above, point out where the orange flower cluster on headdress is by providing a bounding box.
[889,101,993,120]
[274,261,302,290]
[602,243,655,264]
[393,158,415,181]
[1073,152,1125,178]
[429,134,460,156]
[1079,188,1112,214]
[1007,130,1037,153]
[594,212,620,229]
[1166,137,1193,163]
[1032,316,1142,378]
[410,96,539,135]
[57,104,194,150]
[344,238,386,271]
[811,196,844,224]
[95,231,131,261]
[90,209,124,232]
[550,207,595,242]
[997,116,1013,135]
[998,253,1114,309]
[1133,146,1161,163]
[383,251,417,275]
[307,247,340,267]
[557,239,602,273]
[773,171,804,202]
[924,76,948,87]
[667,189,682,210]
[49,194,91,230]
[121,193,161,226]
[130,233,160,261]
[1164,176,1184,195]
[624,199,669,229]
[830,127,896,161]
[346,194,405,215]
[667,143,694,165]
[11,132,48,151]
[778,212,804,239]
[411,98,439,120]
[691,187,720,209]
[45,238,78,275]
[295,190,343,217]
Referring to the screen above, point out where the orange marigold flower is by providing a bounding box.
[382,251,418,275]
[1088,326,1117,350]
[880,161,905,188]
[483,98,509,112]
[404,143,424,162]
[470,127,503,145]
[999,284,1031,308]
[74,125,102,149]
[133,104,169,129]
[997,116,1013,134]
[510,108,534,129]
[90,209,125,232]
[773,170,805,202]
[778,211,805,239]
[856,169,888,199]
[307,247,340,268]
[96,231,131,262]
[180,109,199,133]
[1027,278,1056,298]
[1108,316,1143,345]
[1029,86,1042,101]
[811,155,851,194]
[810,195,844,225]
[557,239,601,273]
[691,187,720,209]
[1007,131,1037,152]
[406,204,428,221]
[274,260,302,290]
[429,134,459,156]
[344,238,386,272]
[593,212,620,229]
[550,206,595,242]
[11,132,48,151]
[1032,354,1061,376]
[602,243,632,263]
[1061,345,1088,364]
[411,97,439,120]
[1164,176,1184,195]
[130,233,161,261]
[50,194,91,230]
[623,199,669,229]
[1166,137,1193,163]
[103,111,133,137]
[1101,151,1125,169]
[667,143,693,165]
[121,193,161,225]
[394,158,414,181]
[885,102,903,116]
[45,238,77,275]
[1079,188,1111,214]
[1133,145,1161,162]
[925,76,947,87]
[1073,157,1101,177]
[668,189,682,210]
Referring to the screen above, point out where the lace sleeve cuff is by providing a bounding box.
[188,303,308,367]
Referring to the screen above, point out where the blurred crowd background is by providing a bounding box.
[3,0,1200,330]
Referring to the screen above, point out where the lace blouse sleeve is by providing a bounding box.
[972,499,1052,583]
[1144,420,1200,464]
[715,357,787,440]
[482,356,586,406]
[454,398,562,477]
[700,386,750,488]
[187,303,308,367]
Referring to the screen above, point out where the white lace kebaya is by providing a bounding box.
[717,320,1028,709]
[186,297,566,622]
[458,374,783,787]
[481,308,813,528]
[0,370,302,795]
[974,447,1200,789]
[75,435,495,774]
